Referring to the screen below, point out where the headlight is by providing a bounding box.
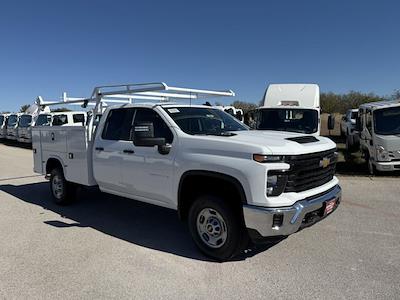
[253,154,285,163]
[266,171,288,196]
[376,145,390,162]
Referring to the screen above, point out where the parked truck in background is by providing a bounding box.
[357,100,400,174]
[245,84,321,135]
[0,114,8,139]
[6,113,21,140]
[32,82,341,260]
[16,114,33,143]
[341,109,359,151]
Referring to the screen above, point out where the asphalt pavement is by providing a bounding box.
[0,143,399,299]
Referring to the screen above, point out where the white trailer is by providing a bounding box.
[32,82,341,261]
[246,84,321,135]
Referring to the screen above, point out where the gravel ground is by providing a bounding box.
[0,143,399,299]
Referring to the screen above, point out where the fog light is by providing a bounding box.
[272,214,283,230]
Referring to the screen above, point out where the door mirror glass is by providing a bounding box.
[327,114,335,130]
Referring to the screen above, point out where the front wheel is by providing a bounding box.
[366,155,376,175]
[49,168,76,205]
[188,195,248,261]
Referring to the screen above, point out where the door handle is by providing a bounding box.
[95,147,104,151]
[123,149,135,154]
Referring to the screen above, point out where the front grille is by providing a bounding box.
[284,149,337,193]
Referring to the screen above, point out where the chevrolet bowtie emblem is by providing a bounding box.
[319,157,330,168]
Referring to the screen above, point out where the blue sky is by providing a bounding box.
[0,0,399,112]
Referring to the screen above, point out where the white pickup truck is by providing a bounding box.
[32,83,341,260]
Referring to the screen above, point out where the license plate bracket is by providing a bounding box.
[324,199,336,215]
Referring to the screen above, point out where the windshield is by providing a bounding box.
[18,115,32,127]
[374,107,400,135]
[36,114,52,126]
[0,116,4,126]
[163,107,248,135]
[256,108,318,134]
[7,115,18,127]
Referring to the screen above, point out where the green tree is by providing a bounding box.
[320,91,384,114]
[229,100,258,114]
[19,104,30,113]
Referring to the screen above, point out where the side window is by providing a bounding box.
[52,115,68,126]
[134,108,174,144]
[102,108,135,141]
[73,113,85,124]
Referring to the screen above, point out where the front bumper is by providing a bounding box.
[243,185,341,239]
[375,161,400,171]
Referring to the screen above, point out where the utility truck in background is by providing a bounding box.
[214,105,244,122]
[0,114,9,139]
[246,84,321,135]
[6,113,22,140]
[32,82,341,260]
[357,100,400,175]
[341,108,359,151]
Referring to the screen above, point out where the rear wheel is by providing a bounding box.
[49,168,76,205]
[188,195,248,261]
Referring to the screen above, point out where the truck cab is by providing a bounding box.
[358,100,400,174]
[246,84,321,135]
[16,114,33,143]
[6,113,21,140]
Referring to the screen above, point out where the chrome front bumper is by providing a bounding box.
[243,185,341,238]
[375,161,400,171]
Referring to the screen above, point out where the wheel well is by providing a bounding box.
[46,158,63,174]
[178,171,247,221]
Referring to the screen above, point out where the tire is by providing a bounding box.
[188,195,248,261]
[49,168,76,205]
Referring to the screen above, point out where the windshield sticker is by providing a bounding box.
[168,108,180,113]
[206,114,215,118]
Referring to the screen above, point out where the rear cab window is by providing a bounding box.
[73,113,85,124]
[102,108,135,141]
[52,115,68,126]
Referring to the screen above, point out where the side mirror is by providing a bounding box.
[133,122,166,147]
[327,114,335,130]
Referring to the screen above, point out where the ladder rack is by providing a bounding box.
[36,82,235,114]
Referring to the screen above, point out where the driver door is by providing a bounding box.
[121,108,176,206]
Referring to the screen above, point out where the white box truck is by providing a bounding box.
[246,84,321,136]
[32,82,341,260]
[357,100,400,174]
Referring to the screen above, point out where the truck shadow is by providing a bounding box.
[0,182,282,262]
[0,139,32,149]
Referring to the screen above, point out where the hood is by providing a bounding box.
[181,130,336,156]
[230,131,335,155]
